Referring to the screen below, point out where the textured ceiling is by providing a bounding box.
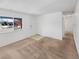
[0,0,78,15]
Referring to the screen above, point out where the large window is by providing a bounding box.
[0,16,22,33]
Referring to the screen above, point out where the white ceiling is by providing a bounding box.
[0,0,78,15]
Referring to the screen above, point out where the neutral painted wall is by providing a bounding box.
[37,12,63,40]
[0,9,63,47]
[0,9,37,47]
[74,0,79,55]
[31,16,38,34]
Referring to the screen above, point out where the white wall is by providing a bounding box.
[0,9,37,47]
[31,16,38,34]
[74,0,79,55]
[37,12,63,40]
[0,9,63,47]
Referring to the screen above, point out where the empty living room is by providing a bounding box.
[0,0,79,59]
